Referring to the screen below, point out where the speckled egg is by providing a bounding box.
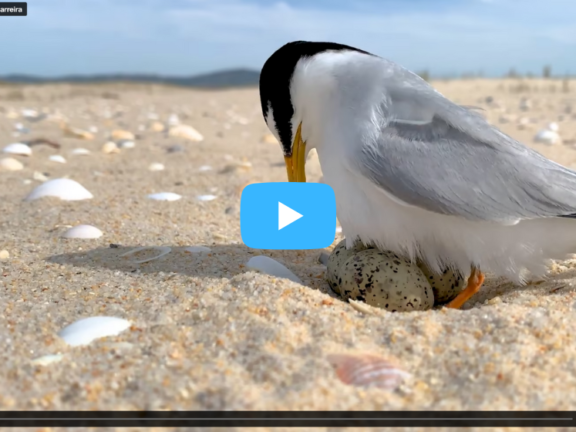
[417,260,466,304]
[338,249,434,312]
[326,239,371,295]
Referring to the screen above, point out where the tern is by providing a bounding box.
[259,41,576,308]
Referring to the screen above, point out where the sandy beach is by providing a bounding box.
[1,79,576,423]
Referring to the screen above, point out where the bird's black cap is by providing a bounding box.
[259,41,370,155]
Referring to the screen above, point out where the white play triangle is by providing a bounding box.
[278,202,303,230]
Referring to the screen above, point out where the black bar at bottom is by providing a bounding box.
[0,411,573,427]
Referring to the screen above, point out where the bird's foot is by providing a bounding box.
[445,267,485,309]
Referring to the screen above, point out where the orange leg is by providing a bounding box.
[445,267,485,309]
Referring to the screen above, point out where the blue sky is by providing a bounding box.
[1,0,575,77]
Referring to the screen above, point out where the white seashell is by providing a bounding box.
[3,143,31,156]
[0,157,24,171]
[184,246,211,253]
[148,162,165,171]
[138,124,145,132]
[62,224,103,239]
[327,353,410,390]
[102,141,120,154]
[14,122,25,131]
[21,109,39,119]
[534,129,561,145]
[31,354,63,366]
[198,165,213,172]
[24,178,93,201]
[196,194,217,201]
[168,124,204,142]
[58,316,131,347]
[120,246,172,264]
[247,256,301,283]
[147,192,181,201]
[118,140,135,149]
[71,148,91,155]
[0,250,9,260]
[48,155,66,164]
[88,126,98,133]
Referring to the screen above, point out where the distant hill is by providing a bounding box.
[0,68,261,88]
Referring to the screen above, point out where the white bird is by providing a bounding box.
[259,41,576,309]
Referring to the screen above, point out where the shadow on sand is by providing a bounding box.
[45,244,576,310]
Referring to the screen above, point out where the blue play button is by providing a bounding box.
[240,182,336,250]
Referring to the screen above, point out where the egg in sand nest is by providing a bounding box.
[326,239,466,311]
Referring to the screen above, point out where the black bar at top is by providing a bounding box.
[0,2,27,16]
[0,411,573,427]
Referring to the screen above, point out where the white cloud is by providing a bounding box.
[0,0,574,75]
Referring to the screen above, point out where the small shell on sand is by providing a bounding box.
[168,124,204,142]
[33,171,49,182]
[148,192,181,201]
[102,141,120,154]
[24,178,94,201]
[184,246,211,253]
[534,130,561,145]
[327,353,410,390]
[120,246,172,264]
[0,157,24,171]
[48,155,67,164]
[111,129,135,141]
[0,250,9,260]
[71,148,91,156]
[58,316,131,347]
[148,162,165,172]
[61,225,103,239]
[31,354,63,366]
[118,140,135,149]
[198,165,213,172]
[196,194,217,201]
[63,125,94,140]
[3,143,31,156]
[247,256,302,284]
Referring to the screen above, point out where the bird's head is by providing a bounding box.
[259,40,370,183]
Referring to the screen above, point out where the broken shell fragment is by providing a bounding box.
[102,141,120,154]
[168,124,204,142]
[247,256,302,284]
[147,192,181,201]
[327,353,410,390]
[120,246,172,264]
[3,143,31,156]
[71,148,91,155]
[148,162,165,171]
[111,129,135,141]
[61,225,103,239]
[58,316,131,347]
[118,140,135,149]
[24,178,94,201]
[48,155,67,163]
[184,246,211,253]
[196,194,217,201]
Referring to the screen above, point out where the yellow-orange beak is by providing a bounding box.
[284,122,307,182]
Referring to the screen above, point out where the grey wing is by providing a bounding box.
[354,72,576,223]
